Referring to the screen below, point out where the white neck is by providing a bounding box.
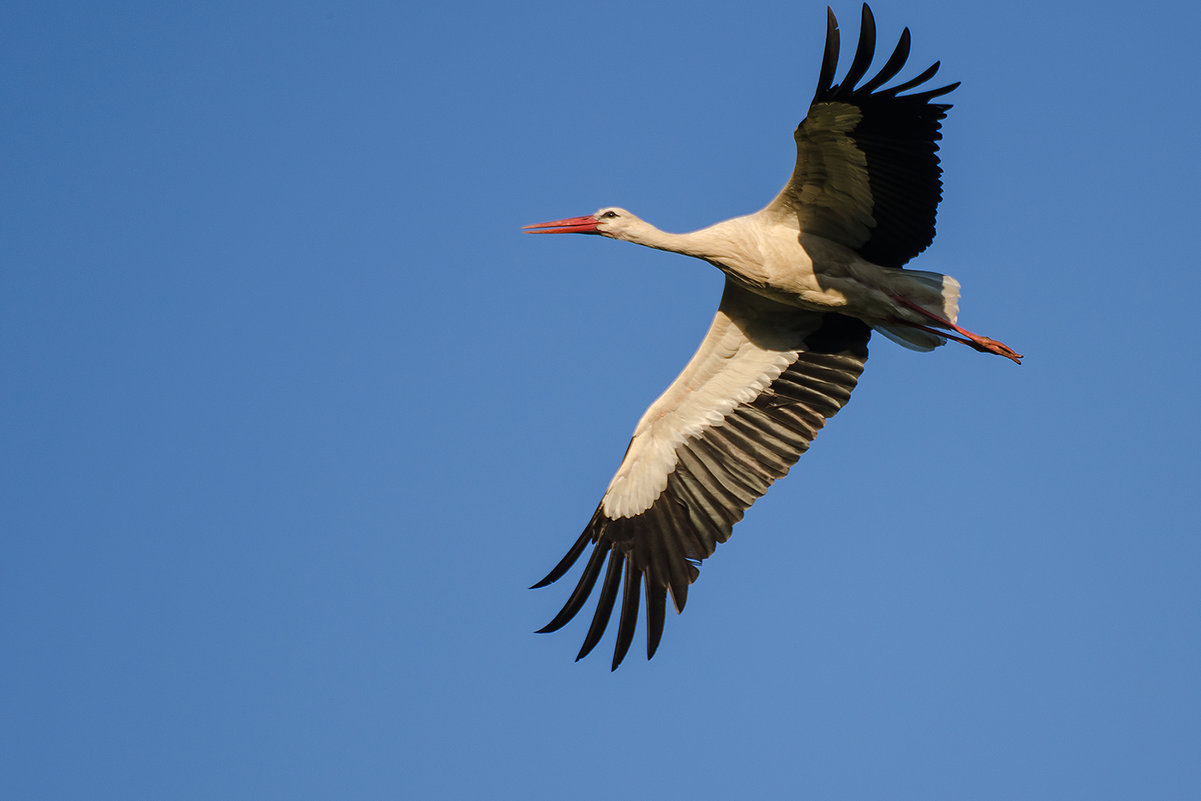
[617,217,748,266]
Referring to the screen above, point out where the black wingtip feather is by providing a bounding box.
[906,80,960,103]
[858,27,909,93]
[668,577,689,614]
[610,560,642,671]
[645,580,667,660]
[661,496,698,611]
[534,540,609,634]
[575,549,624,661]
[530,526,593,589]
[838,4,876,92]
[816,8,840,101]
[883,60,941,96]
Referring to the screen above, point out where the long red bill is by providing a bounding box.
[522,215,600,234]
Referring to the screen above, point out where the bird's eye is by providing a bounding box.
[601,210,619,219]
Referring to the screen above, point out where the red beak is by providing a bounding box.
[523,215,600,235]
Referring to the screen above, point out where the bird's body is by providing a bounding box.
[587,211,961,341]
[526,4,1020,670]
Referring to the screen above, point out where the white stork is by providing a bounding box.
[525,4,1020,670]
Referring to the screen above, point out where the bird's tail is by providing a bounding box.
[872,270,961,351]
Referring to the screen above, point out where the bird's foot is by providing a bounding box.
[888,293,1022,364]
[964,334,1022,364]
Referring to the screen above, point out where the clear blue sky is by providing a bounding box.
[4,1,1199,798]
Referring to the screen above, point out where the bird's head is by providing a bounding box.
[523,207,641,240]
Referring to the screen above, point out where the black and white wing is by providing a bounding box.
[533,281,870,669]
[765,4,959,269]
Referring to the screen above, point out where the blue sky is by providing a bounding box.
[4,1,1199,798]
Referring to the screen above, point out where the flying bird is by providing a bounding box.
[525,4,1020,670]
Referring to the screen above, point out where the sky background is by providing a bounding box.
[4,1,1200,798]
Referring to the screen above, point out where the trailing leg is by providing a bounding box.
[889,293,1022,364]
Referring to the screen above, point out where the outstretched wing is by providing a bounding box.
[533,281,870,669]
[765,4,958,269]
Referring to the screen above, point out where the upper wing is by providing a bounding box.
[764,4,959,269]
[533,280,870,669]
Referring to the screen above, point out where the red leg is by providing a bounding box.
[889,294,1023,364]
